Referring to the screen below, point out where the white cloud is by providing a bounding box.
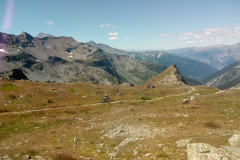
[100,23,110,28]
[177,37,189,41]
[186,41,195,44]
[158,33,176,36]
[159,25,240,45]
[108,37,118,40]
[179,32,196,36]
[109,32,118,36]
[46,21,54,27]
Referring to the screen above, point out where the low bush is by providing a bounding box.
[203,120,221,129]
[140,96,152,101]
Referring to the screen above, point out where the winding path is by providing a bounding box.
[0,86,196,115]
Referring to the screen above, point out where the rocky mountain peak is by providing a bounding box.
[20,31,33,41]
[36,32,54,38]
[144,64,187,87]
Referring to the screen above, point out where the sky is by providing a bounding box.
[0,0,240,50]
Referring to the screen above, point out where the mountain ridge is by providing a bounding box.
[0,32,166,85]
[87,41,218,82]
[202,60,240,89]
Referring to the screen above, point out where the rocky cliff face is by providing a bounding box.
[0,32,166,85]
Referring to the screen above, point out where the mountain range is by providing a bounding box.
[87,41,218,82]
[166,43,240,70]
[202,60,240,89]
[1,32,240,89]
[88,41,240,89]
[0,32,166,85]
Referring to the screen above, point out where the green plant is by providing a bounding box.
[67,88,75,93]
[140,96,152,101]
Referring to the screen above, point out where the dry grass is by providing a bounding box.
[52,153,77,160]
[0,80,240,159]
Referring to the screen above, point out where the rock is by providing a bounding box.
[221,146,240,159]
[145,84,155,89]
[144,153,150,157]
[25,155,32,160]
[176,138,193,147]
[9,69,28,80]
[187,143,240,160]
[73,136,77,142]
[183,93,199,103]
[34,156,46,160]
[0,155,11,160]
[129,83,135,87]
[187,143,222,160]
[114,137,139,151]
[108,152,117,158]
[228,134,240,148]
[157,143,164,149]
[133,150,138,156]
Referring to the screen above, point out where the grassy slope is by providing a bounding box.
[0,80,240,159]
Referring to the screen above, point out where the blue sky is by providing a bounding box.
[1,0,240,50]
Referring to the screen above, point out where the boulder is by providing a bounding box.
[187,143,240,160]
[228,134,240,148]
[145,84,155,89]
[187,143,223,160]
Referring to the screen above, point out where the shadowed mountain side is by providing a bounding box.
[203,61,240,89]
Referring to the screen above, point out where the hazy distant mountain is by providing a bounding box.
[133,51,217,82]
[0,32,166,85]
[202,61,240,89]
[166,43,240,70]
[87,41,216,82]
[86,41,130,56]
[36,32,54,38]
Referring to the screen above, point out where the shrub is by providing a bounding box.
[67,89,75,93]
[8,94,17,99]
[48,99,54,103]
[0,108,9,113]
[140,96,152,101]
[204,120,221,129]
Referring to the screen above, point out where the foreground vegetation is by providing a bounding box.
[0,80,240,159]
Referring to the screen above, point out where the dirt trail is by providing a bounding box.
[0,86,195,115]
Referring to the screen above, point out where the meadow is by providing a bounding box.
[0,80,240,159]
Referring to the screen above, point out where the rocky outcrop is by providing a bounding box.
[144,64,188,88]
[187,134,240,160]
[9,69,28,80]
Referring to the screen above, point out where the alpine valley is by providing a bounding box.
[1,32,240,89]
